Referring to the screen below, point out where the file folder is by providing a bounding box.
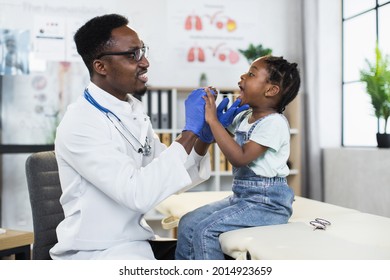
[160,90,170,129]
[150,90,159,128]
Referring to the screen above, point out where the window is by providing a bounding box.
[342,0,390,146]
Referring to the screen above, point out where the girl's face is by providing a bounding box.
[237,57,272,107]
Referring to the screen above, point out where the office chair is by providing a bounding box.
[25,151,64,260]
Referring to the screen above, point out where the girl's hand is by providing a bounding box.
[203,87,218,125]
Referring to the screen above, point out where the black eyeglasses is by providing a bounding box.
[96,44,149,61]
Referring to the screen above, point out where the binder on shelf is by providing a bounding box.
[160,90,170,129]
[160,133,172,146]
[150,90,159,128]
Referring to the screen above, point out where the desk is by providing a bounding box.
[0,229,34,260]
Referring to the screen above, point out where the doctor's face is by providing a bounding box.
[94,25,150,101]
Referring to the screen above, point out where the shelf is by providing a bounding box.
[145,86,302,197]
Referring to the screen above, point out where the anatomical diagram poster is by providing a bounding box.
[167,0,261,68]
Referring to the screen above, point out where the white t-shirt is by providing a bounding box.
[228,111,291,177]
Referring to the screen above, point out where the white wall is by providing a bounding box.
[318,0,342,148]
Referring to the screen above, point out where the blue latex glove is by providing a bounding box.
[198,99,229,143]
[183,88,207,136]
[218,98,250,128]
[198,123,214,143]
[199,97,250,143]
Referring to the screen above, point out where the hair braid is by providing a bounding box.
[263,56,301,113]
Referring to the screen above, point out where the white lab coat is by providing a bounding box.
[50,82,211,260]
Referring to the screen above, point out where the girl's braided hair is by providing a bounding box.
[263,55,301,113]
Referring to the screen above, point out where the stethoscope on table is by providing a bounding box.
[84,89,152,156]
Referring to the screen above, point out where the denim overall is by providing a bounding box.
[175,113,294,260]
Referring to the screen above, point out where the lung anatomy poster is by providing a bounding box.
[167,0,260,68]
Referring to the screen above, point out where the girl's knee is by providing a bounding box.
[177,213,194,238]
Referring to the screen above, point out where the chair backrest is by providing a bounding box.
[25,151,64,260]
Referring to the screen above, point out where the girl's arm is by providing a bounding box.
[203,88,267,167]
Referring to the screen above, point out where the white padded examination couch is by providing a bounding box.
[155,192,390,259]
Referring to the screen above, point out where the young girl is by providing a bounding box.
[175,55,301,260]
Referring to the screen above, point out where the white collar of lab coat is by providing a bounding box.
[86,82,150,144]
[86,82,141,114]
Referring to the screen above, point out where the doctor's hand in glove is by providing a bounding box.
[183,87,217,137]
[199,88,249,143]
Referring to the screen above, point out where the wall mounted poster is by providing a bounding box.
[0,29,30,75]
[154,0,262,88]
[33,16,84,62]
[167,0,260,68]
[1,62,88,145]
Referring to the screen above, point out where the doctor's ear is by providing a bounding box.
[92,59,107,75]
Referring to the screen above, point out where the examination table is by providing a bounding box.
[155,192,390,259]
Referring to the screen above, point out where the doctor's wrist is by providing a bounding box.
[176,131,198,154]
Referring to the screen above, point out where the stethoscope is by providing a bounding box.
[84,89,152,156]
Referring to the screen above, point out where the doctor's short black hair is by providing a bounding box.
[74,14,129,75]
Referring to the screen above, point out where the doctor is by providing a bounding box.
[51,13,213,260]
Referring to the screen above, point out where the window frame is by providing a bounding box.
[342,0,390,146]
